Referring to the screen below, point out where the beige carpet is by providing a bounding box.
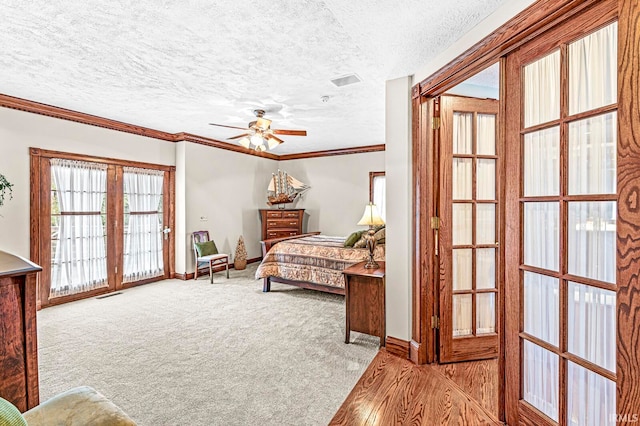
[36,264,379,426]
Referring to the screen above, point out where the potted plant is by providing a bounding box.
[0,173,14,207]
[234,235,247,270]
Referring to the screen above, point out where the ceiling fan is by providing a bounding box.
[209,109,307,151]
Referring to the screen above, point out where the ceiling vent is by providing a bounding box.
[330,73,362,87]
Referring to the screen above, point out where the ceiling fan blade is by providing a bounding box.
[209,122,249,131]
[227,133,250,140]
[272,129,307,136]
[266,134,285,144]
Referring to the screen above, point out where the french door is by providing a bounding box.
[438,95,500,363]
[31,149,174,308]
[505,2,617,425]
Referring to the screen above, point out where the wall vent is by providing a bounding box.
[330,73,362,87]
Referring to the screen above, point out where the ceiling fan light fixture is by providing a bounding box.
[256,117,272,131]
[250,134,264,146]
[238,137,251,148]
[267,136,281,150]
[211,108,303,152]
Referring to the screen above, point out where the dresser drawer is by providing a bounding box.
[260,209,304,241]
[267,230,299,239]
[267,218,300,229]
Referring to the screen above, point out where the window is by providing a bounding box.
[369,171,386,221]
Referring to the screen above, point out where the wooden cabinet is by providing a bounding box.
[0,251,41,412]
[259,209,304,240]
[343,261,385,347]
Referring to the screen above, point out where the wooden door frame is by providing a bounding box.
[29,148,176,308]
[411,0,640,423]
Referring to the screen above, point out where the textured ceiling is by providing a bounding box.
[0,0,507,154]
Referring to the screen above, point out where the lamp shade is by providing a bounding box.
[357,202,385,226]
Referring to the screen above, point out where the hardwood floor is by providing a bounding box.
[330,350,500,425]
[430,358,499,417]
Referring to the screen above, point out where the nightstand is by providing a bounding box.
[343,261,385,347]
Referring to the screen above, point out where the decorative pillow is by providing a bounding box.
[374,227,386,244]
[353,233,369,248]
[0,397,27,426]
[374,224,385,233]
[344,230,364,247]
[195,240,218,257]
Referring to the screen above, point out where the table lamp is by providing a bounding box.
[357,202,385,269]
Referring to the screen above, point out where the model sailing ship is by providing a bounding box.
[267,169,309,206]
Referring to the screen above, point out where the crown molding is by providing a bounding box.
[0,93,176,141]
[277,144,385,160]
[0,93,384,160]
[174,132,279,160]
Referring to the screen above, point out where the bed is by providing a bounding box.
[256,233,385,295]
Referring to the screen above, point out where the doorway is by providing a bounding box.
[30,148,175,308]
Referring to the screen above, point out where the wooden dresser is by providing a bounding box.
[259,209,304,240]
[0,251,41,412]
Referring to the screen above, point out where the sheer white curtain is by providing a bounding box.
[372,175,386,222]
[123,167,164,283]
[50,159,108,297]
[569,22,617,115]
[524,50,560,127]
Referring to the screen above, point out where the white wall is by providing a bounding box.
[279,152,385,237]
[385,76,413,340]
[0,107,175,258]
[182,142,277,273]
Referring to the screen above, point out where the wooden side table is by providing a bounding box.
[343,261,385,347]
[0,251,41,412]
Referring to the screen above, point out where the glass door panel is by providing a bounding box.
[523,340,560,422]
[49,159,109,299]
[122,167,166,285]
[439,94,500,362]
[523,272,559,346]
[568,22,618,115]
[524,50,561,128]
[508,16,618,426]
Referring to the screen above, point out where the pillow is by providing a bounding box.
[195,240,218,257]
[0,397,27,426]
[353,233,369,248]
[344,230,364,247]
[374,227,386,244]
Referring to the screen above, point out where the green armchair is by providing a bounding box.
[1,386,136,426]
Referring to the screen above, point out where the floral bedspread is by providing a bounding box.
[255,235,385,289]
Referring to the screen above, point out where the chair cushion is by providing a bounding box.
[198,253,228,262]
[195,240,218,257]
[0,397,27,426]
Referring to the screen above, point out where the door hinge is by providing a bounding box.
[432,116,441,130]
[115,265,118,274]
[431,315,440,329]
[430,217,440,230]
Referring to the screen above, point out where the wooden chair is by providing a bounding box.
[192,231,229,283]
